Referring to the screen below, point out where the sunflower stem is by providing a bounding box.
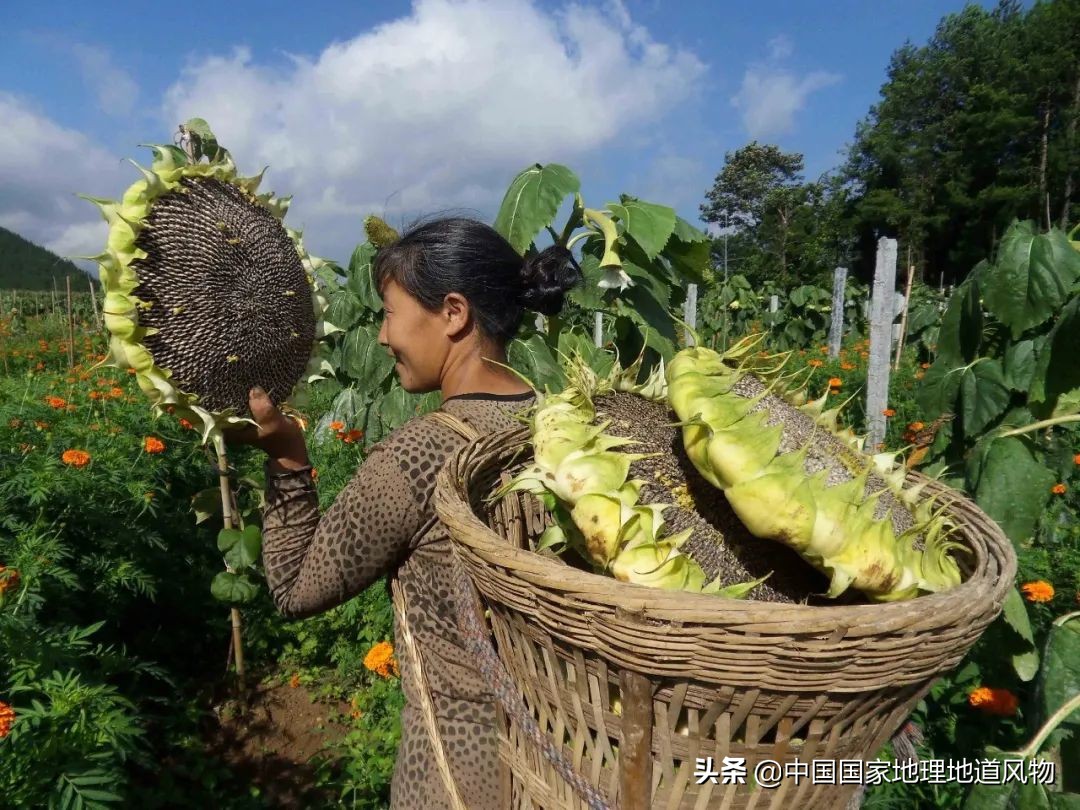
[998,414,1080,438]
[213,435,247,698]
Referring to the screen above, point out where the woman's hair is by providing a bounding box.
[372,217,582,343]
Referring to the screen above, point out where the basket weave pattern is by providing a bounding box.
[434,426,1016,810]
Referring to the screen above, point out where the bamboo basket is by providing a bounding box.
[433,425,1016,810]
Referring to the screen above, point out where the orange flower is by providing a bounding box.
[840,362,855,371]
[0,701,14,738]
[968,686,1019,716]
[363,641,400,678]
[18,443,33,454]
[819,346,828,355]
[311,468,319,482]
[883,408,896,417]
[179,418,194,430]
[45,396,67,409]
[61,449,91,468]
[350,709,363,720]
[144,437,166,454]
[920,362,930,369]
[329,421,345,431]
[828,377,842,389]
[0,566,20,595]
[289,673,301,689]
[1074,453,1080,466]
[1021,581,1054,603]
[89,391,102,400]
[860,351,869,360]
[127,368,136,375]
[908,422,925,432]
[808,359,823,368]
[109,387,124,399]
[341,429,364,444]
[33,420,48,431]
[1052,483,1067,495]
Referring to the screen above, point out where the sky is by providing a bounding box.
[0,0,998,273]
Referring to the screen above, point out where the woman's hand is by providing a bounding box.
[223,387,308,463]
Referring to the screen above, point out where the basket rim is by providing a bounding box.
[434,424,1017,625]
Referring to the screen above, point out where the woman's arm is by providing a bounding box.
[260,446,422,619]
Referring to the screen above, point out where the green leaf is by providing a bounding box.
[1004,340,1038,392]
[568,253,609,310]
[216,525,261,569]
[622,258,672,309]
[1000,585,1040,682]
[508,333,565,392]
[346,242,382,313]
[210,571,260,605]
[662,234,711,285]
[936,275,983,366]
[190,488,221,525]
[494,164,580,255]
[671,215,708,244]
[981,221,1080,339]
[1030,296,1080,410]
[378,386,419,434]
[917,359,964,417]
[1041,615,1080,746]
[607,197,677,260]
[340,324,395,389]
[972,437,1056,548]
[184,117,222,162]
[960,360,1011,437]
[325,290,364,332]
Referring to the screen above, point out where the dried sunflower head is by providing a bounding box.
[84,122,338,446]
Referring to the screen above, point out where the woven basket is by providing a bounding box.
[433,425,1016,810]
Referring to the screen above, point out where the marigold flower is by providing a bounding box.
[841,362,855,371]
[61,449,91,468]
[921,362,931,369]
[34,421,48,431]
[883,408,896,417]
[18,443,33,454]
[144,436,166,454]
[1074,453,1080,466]
[179,418,194,430]
[89,390,102,400]
[364,641,400,678]
[1021,581,1054,603]
[289,673,301,689]
[45,396,67,409]
[968,686,1018,716]
[341,429,364,444]
[109,387,124,399]
[329,421,345,431]
[0,566,20,595]
[311,468,319,481]
[908,422,925,432]
[828,377,842,389]
[1052,483,1067,495]
[0,701,14,738]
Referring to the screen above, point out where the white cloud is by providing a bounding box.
[162,0,706,260]
[71,44,140,117]
[731,37,840,139]
[0,93,128,267]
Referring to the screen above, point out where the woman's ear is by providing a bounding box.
[443,292,471,338]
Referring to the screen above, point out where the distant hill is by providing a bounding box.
[0,226,88,291]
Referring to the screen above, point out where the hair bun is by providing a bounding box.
[519,245,582,315]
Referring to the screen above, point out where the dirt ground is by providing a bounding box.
[202,678,352,808]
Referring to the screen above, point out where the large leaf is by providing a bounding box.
[210,571,260,605]
[340,324,395,389]
[663,216,711,284]
[508,333,565,392]
[330,386,367,426]
[960,359,1011,437]
[346,241,382,313]
[614,287,677,361]
[568,254,610,310]
[217,525,262,570]
[325,289,364,332]
[917,359,964,417]
[607,197,676,260]
[1000,585,1040,682]
[971,437,1056,547]
[1040,614,1080,747]
[378,386,420,434]
[622,258,672,310]
[1030,296,1080,411]
[1004,340,1038,392]
[493,164,580,255]
[981,221,1080,339]
[936,275,984,366]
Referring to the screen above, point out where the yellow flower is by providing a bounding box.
[1021,581,1054,603]
[364,641,400,678]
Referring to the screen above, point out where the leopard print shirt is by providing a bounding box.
[260,391,535,810]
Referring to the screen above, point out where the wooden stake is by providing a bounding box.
[828,267,848,359]
[213,437,246,694]
[683,283,698,347]
[65,276,75,368]
[893,262,916,371]
[88,274,101,328]
[867,238,898,452]
[618,670,654,810]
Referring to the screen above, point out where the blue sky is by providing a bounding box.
[0,0,995,270]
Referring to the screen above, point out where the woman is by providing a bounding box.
[228,217,581,809]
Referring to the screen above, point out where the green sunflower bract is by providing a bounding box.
[84,137,338,450]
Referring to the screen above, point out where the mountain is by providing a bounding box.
[0,226,88,291]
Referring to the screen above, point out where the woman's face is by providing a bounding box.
[377,279,452,393]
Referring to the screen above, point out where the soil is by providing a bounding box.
[200,677,353,808]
